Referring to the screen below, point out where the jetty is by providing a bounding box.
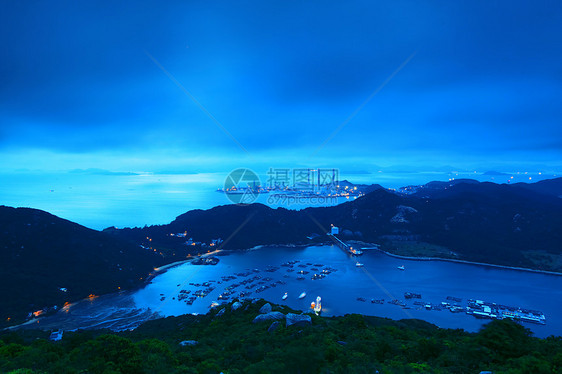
[327,233,350,254]
[327,228,362,256]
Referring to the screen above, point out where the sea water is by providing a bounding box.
[32,245,562,338]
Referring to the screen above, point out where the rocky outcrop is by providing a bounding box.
[252,312,285,323]
[285,313,312,327]
[259,303,272,314]
[215,308,225,317]
[268,321,281,333]
[179,340,198,346]
[231,301,242,311]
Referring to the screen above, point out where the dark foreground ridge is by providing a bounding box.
[1,300,561,373]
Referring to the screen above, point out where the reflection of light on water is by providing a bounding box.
[62,302,72,313]
[320,307,332,315]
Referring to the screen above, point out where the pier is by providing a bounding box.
[327,233,363,256]
[327,233,350,253]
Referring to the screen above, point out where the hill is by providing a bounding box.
[512,177,562,198]
[337,179,384,194]
[1,300,560,373]
[0,206,162,326]
[112,179,562,272]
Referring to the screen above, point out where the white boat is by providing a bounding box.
[282,292,288,300]
[313,296,322,315]
[299,292,306,299]
[397,265,405,270]
[355,262,364,267]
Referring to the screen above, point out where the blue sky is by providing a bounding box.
[1,1,562,174]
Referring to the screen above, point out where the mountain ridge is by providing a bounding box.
[112,178,562,270]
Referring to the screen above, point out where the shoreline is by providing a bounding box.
[152,249,226,275]
[244,243,311,252]
[153,259,191,274]
[244,240,562,276]
[150,241,562,280]
[371,247,562,277]
[7,241,560,335]
[242,241,562,276]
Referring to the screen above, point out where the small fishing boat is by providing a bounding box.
[397,265,405,270]
[299,292,306,299]
[282,292,288,300]
[311,296,322,315]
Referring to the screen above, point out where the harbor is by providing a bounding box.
[140,246,555,336]
[21,245,560,337]
[155,258,547,327]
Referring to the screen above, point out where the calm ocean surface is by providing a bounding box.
[34,245,562,338]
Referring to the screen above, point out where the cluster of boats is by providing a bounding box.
[165,255,413,314]
[283,262,338,281]
[466,299,546,324]
[353,292,547,326]
[159,251,547,328]
[161,259,336,312]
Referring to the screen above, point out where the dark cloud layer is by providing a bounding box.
[0,1,561,168]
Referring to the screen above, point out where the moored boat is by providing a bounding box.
[311,296,322,315]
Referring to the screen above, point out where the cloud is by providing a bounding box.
[1,1,561,171]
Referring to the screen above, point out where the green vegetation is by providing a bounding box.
[2,300,561,373]
[385,241,456,259]
[521,250,562,273]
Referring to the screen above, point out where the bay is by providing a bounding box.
[30,245,562,338]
